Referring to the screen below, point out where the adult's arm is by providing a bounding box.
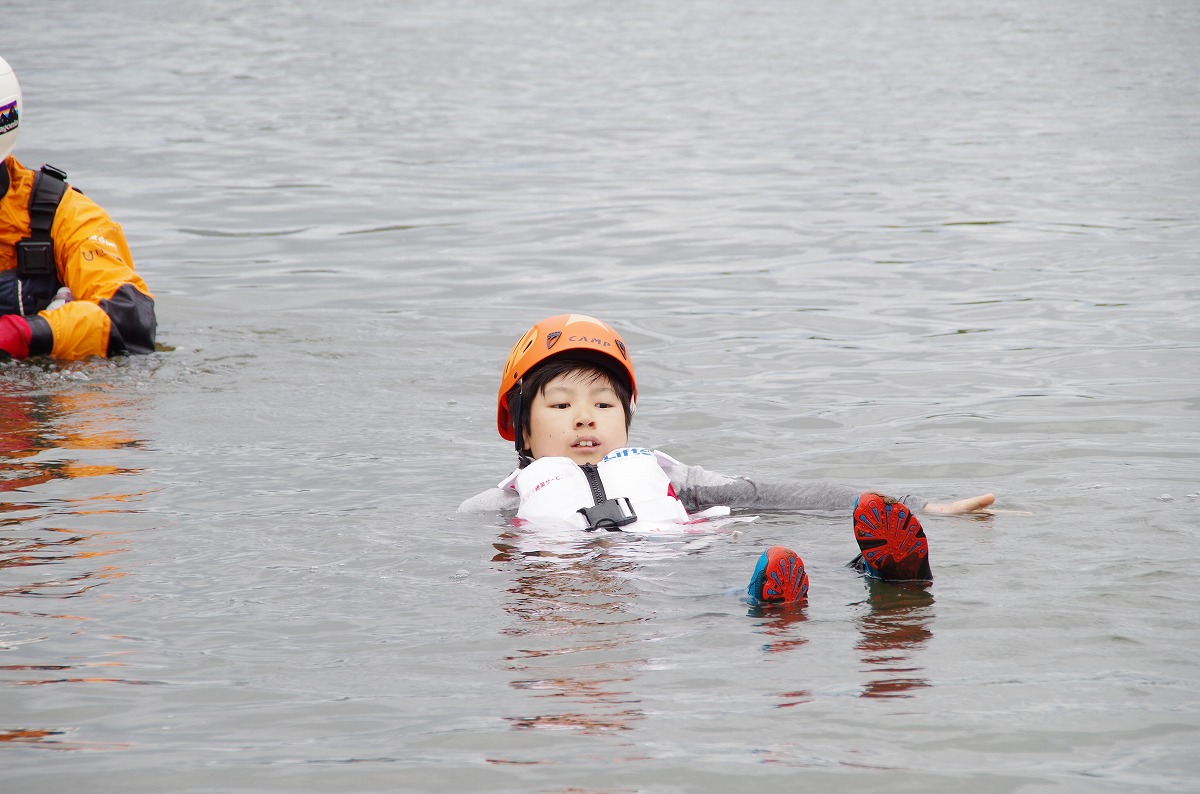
[26,186,155,359]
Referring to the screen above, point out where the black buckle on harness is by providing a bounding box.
[578,497,637,532]
[15,240,56,276]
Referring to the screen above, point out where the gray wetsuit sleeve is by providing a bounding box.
[458,487,519,512]
[666,462,928,514]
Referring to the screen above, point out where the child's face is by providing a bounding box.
[523,369,628,465]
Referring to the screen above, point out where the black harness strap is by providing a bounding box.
[15,164,68,314]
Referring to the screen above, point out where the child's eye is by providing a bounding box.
[596,402,613,409]
[552,403,570,409]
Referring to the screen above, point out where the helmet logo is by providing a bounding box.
[0,101,17,136]
[615,340,628,360]
[545,331,561,349]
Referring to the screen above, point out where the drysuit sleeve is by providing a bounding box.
[27,187,155,359]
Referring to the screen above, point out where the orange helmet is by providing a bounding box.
[496,314,636,441]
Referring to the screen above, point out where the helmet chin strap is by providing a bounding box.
[512,379,535,468]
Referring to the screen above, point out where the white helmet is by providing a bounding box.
[0,56,21,161]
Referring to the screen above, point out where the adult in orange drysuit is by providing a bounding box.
[0,55,155,361]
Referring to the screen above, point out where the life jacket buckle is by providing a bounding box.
[15,240,55,276]
[578,497,637,532]
[40,163,68,182]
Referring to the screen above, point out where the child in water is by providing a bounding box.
[459,314,995,605]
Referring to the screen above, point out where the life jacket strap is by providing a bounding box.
[14,164,67,314]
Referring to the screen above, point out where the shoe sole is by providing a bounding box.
[853,492,932,581]
[748,545,810,605]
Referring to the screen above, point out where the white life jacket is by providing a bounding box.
[499,447,691,532]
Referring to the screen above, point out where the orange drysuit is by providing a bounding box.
[0,155,155,359]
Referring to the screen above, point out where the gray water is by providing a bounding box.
[2,0,1198,791]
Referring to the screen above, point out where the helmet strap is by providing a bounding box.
[511,379,535,468]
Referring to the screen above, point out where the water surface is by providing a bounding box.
[2,0,1198,791]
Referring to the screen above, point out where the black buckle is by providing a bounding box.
[41,164,68,181]
[578,497,637,531]
[15,240,55,276]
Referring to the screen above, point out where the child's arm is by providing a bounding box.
[458,487,518,512]
[662,457,992,515]
[923,493,995,514]
[663,459,926,513]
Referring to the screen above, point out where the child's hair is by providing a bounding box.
[507,355,635,466]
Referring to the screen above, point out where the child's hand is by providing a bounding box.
[923,493,996,514]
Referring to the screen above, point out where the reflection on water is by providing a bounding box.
[495,531,647,735]
[0,373,150,748]
[0,383,144,489]
[748,605,813,707]
[748,603,810,656]
[748,569,935,704]
[0,726,130,752]
[494,529,939,723]
[748,568,936,705]
[855,579,935,699]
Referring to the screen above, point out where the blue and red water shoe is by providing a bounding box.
[853,492,932,582]
[747,545,809,606]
